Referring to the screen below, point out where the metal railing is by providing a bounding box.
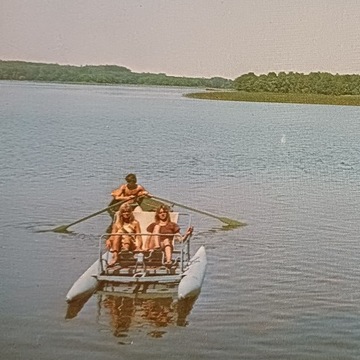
[97,213,192,273]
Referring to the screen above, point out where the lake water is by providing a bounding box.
[1,81,360,360]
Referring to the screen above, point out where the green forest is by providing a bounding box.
[234,71,360,96]
[0,60,233,89]
[1,60,359,97]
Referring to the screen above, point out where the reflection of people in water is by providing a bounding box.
[99,295,198,338]
[65,292,199,338]
[141,298,175,327]
[102,296,135,336]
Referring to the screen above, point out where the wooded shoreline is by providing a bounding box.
[2,60,359,106]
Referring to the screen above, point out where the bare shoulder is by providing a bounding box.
[113,211,120,221]
[131,219,140,227]
[133,219,141,230]
[111,222,120,233]
[111,184,125,196]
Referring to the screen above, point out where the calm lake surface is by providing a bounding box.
[1,81,360,360]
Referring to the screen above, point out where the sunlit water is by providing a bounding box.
[1,81,360,360]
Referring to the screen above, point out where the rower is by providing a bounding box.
[110,173,151,210]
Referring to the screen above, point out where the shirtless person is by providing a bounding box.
[111,173,150,203]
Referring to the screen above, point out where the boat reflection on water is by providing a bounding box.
[65,292,93,320]
[65,292,198,338]
[65,206,205,337]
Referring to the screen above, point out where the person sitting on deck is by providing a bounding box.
[106,203,142,266]
[143,205,193,266]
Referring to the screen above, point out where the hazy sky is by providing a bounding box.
[1,0,359,79]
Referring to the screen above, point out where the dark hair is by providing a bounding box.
[125,173,137,183]
[154,205,170,223]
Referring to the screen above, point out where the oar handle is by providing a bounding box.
[63,195,147,227]
[50,196,150,233]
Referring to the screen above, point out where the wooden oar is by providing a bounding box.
[49,199,129,233]
[151,195,246,227]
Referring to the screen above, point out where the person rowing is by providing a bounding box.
[107,173,152,217]
[111,173,151,203]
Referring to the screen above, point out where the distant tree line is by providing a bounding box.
[2,61,359,95]
[0,60,233,89]
[234,71,360,96]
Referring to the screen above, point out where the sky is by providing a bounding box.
[1,0,359,79]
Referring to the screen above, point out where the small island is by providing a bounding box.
[185,90,360,106]
[186,72,360,106]
[1,60,359,106]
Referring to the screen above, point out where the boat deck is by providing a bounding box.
[98,249,182,282]
[96,249,183,296]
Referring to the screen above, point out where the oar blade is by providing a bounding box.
[218,217,246,227]
[35,225,71,233]
[52,225,72,233]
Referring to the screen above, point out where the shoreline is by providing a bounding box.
[185,91,360,106]
[3,79,359,106]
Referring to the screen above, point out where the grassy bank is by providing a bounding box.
[185,91,360,106]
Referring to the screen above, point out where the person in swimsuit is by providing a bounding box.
[106,203,142,266]
[144,205,193,265]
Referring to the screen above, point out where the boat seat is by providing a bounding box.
[117,251,137,267]
[109,249,178,271]
[143,250,165,267]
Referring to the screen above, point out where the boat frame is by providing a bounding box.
[66,211,207,302]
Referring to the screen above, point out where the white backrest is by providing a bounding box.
[133,211,179,234]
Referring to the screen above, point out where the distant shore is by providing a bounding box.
[185,91,360,106]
